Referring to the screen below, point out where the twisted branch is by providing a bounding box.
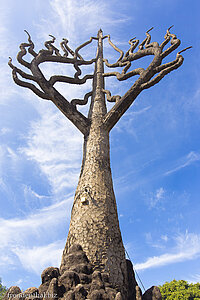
[71,91,93,107]
[8,31,97,135]
[9,29,190,135]
[102,27,191,131]
[9,58,50,100]
[102,89,121,102]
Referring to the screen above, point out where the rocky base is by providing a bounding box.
[4,244,162,300]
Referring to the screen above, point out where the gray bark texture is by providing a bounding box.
[60,30,128,295]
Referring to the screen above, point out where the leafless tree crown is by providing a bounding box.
[9,27,191,134]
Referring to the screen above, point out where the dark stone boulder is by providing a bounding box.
[90,271,105,291]
[59,271,80,291]
[79,273,91,285]
[142,286,162,300]
[39,267,60,295]
[24,287,39,300]
[41,267,60,284]
[88,289,109,300]
[3,286,21,300]
[69,263,93,275]
[126,259,137,300]
[74,284,88,299]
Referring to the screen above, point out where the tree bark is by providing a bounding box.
[60,30,128,295]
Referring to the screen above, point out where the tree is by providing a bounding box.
[9,27,190,297]
[159,279,200,299]
[0,278,7,300]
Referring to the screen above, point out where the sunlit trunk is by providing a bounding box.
[60,30,128,295]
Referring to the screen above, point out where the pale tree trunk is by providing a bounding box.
[60,30,128,294]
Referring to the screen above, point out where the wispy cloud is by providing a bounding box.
[48,0,130,41]
[0,194,72,273]
[149,187,165,209]
[0,196,72,250]
[20,103,82,196]
[135,232,200,271]
[165,151,200,176]
[187,273,200,284]
[14,240,64,275]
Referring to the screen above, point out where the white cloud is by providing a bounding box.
[149,187,165,209]
[0,128,11,135]
[47,0,130,42]
[0,194,73,273]
[187,273,200,284]
[20,103,83,195]
[0,196,72,251]
[135,232,200,271]
[14,241,64,275]
[161,235,168,242]
[165,151,200,176]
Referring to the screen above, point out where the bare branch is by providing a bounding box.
[74,36,98,59]
[160,26,173,50]
[161,26,181,58]
[24,30,38,57]
[71,91,92,107]
[60,38,77,58]
[49,74,93,86]
[17,41,31,69]
[102,27,190,131]
[103,67,144,81]
[141,46,192,90]
[124,37,139,57]
[104,35,124,62]
[8,57,38,82]
[102,89,121,102]
[44,35,61,56]
[141,55,183,90]
[138,27,154,50]
[9,63,50,100]
[9,31,96,136]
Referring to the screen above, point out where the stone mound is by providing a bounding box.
[3,244,162,300]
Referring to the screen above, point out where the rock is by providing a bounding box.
[142,286,162,300]
[64,252,89,267]
[46,278,58,300]
[88,289,108,300]
[69,263,93,275]
[60,244,91,275]
[105,287,116,299]
[115,292,123,300]
[68,244,83,254]
[136,285,142,300]
[63,290,75,300]
[126,259,137,300]
[39,267,60,295]
[41,267,60,284]
[79,273,91,284]
[5,242,162,300]
[38,282,49,296]
[3,286,21,300]
[101,273,110,285]
[74,284,87,299]
[90,271,104,291]
[24,287,39,300]
[59,271,80,291]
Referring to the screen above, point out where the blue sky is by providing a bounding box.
[0,0,200,292]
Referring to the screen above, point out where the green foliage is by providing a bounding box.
[0,278,7,300]
[159,279,200,300]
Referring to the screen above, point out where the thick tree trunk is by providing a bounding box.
[60,30,128,295]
